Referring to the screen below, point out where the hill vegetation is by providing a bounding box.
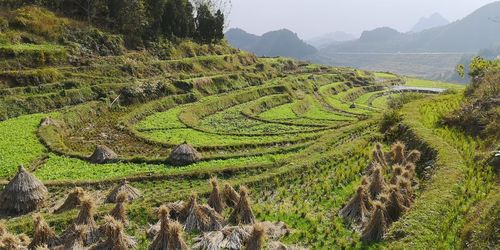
[311,2,500,81]
[225,28,317,58]
[0,3,497,250]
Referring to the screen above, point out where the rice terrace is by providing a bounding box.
[0,1,498,250]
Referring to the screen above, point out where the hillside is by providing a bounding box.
[410,13,449,33]
[311,1,500,81]
[307,31,357,49]
[0,4,497,250]
[321,1,500,53]
[225,28,317,58]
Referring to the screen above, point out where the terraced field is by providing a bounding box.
[0,6,497,250]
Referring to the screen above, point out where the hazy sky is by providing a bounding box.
[228,0,499,39]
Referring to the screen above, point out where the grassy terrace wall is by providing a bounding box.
[386,94,494,248]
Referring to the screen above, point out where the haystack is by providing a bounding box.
[89,145,118,164]
[28,214,61,249]
[398,178,413,207]
[193,222,289,250]
[245,223,266,250]
[61,197,99,245]
[404,163,416,179]
[55,225,86,250]
[193,225,251,250]
[390,141,405,165]
[90,216,136,250]
[229,187,256,225]
[360,201,387,243]
[223,184,240,208]
[147,202,186,239]
[0,166,48,216]
[54,187,86,214]
[385,186,408,223]
[367,165,387,200]
[0,233,27,250]
[390,165,403,185]
[168,142,202,166]
[360,176,370,187]
[372,143,387,167]
[208,177,224,213]
[18,234,30,248]
[405,150,421,164]
[105,180,141,203]
[167,222,189,250]
[149,206,170,250]
[339,186,370,224]
[110,192,128,226]
[181,194,224,232]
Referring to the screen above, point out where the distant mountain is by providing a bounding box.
[309,2,500,81]
[411,13,449,33]
[307,31,357,48]
[225,28,317,58]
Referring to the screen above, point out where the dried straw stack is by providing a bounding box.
[223,184,240,208]
[105,180,141,203]
[339,186,370,224]
[207,177,224,213]
[89,145,118,164]
[229,187,256,225]
[110,192,129,226]
[28,214,60,249]
[0,166,48,216]
[61,197,100,246]
[149,205,170,250]
[245,223,266,250]
[54,187,86,214]
[168,142,202,166]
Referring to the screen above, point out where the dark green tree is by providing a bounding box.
[145,0,166,40]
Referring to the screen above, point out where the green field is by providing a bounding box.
[0,5,496,250]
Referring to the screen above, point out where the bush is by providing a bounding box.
[62,27,125,56]
[0,68,62,86]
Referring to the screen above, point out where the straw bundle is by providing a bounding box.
[110,192,128,226]
[360,201,387,243]
[167,222,189,250]
[149,206,170,250]
[229,187,256,225]
[385,187,408,223]
[245,223,265,250]
[90,216,136,250]
[208,177,224,213]
[223,184,240,208]
[367,165,387,200]
[55,187,86,214]
[28,214,61,249]
[339,186,370,224]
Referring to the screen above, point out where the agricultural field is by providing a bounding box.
[0,5,497,250]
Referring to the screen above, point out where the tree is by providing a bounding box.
[161,0,195,39]
[109,0,147,47]
[145,0,166,40]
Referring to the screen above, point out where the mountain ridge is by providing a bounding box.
[225,28,317,58]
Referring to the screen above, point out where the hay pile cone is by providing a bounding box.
[361,201,387,243]
[60,225,86,250]
[89,145,117,164]
[385,186,408,223]
[367,165,387,200]
[372,143,388,167]
[390,141,406,165]
[61,197,99,245]
[55,187,86,214]
[149,205,170,250]
[110,192,129,226]
[229,187,256,225]
[0,166,48,216]
[168,142,202,166]
[390,165,403,185]
[223,184,240,208]
[339,186,370,224]
[28,214,60,249]
[167,222,189,250]
[182,193,223,232]
[106,180,141,203]
[245,223,266,250]
[91,216,136,250]
[208,177,224,213]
